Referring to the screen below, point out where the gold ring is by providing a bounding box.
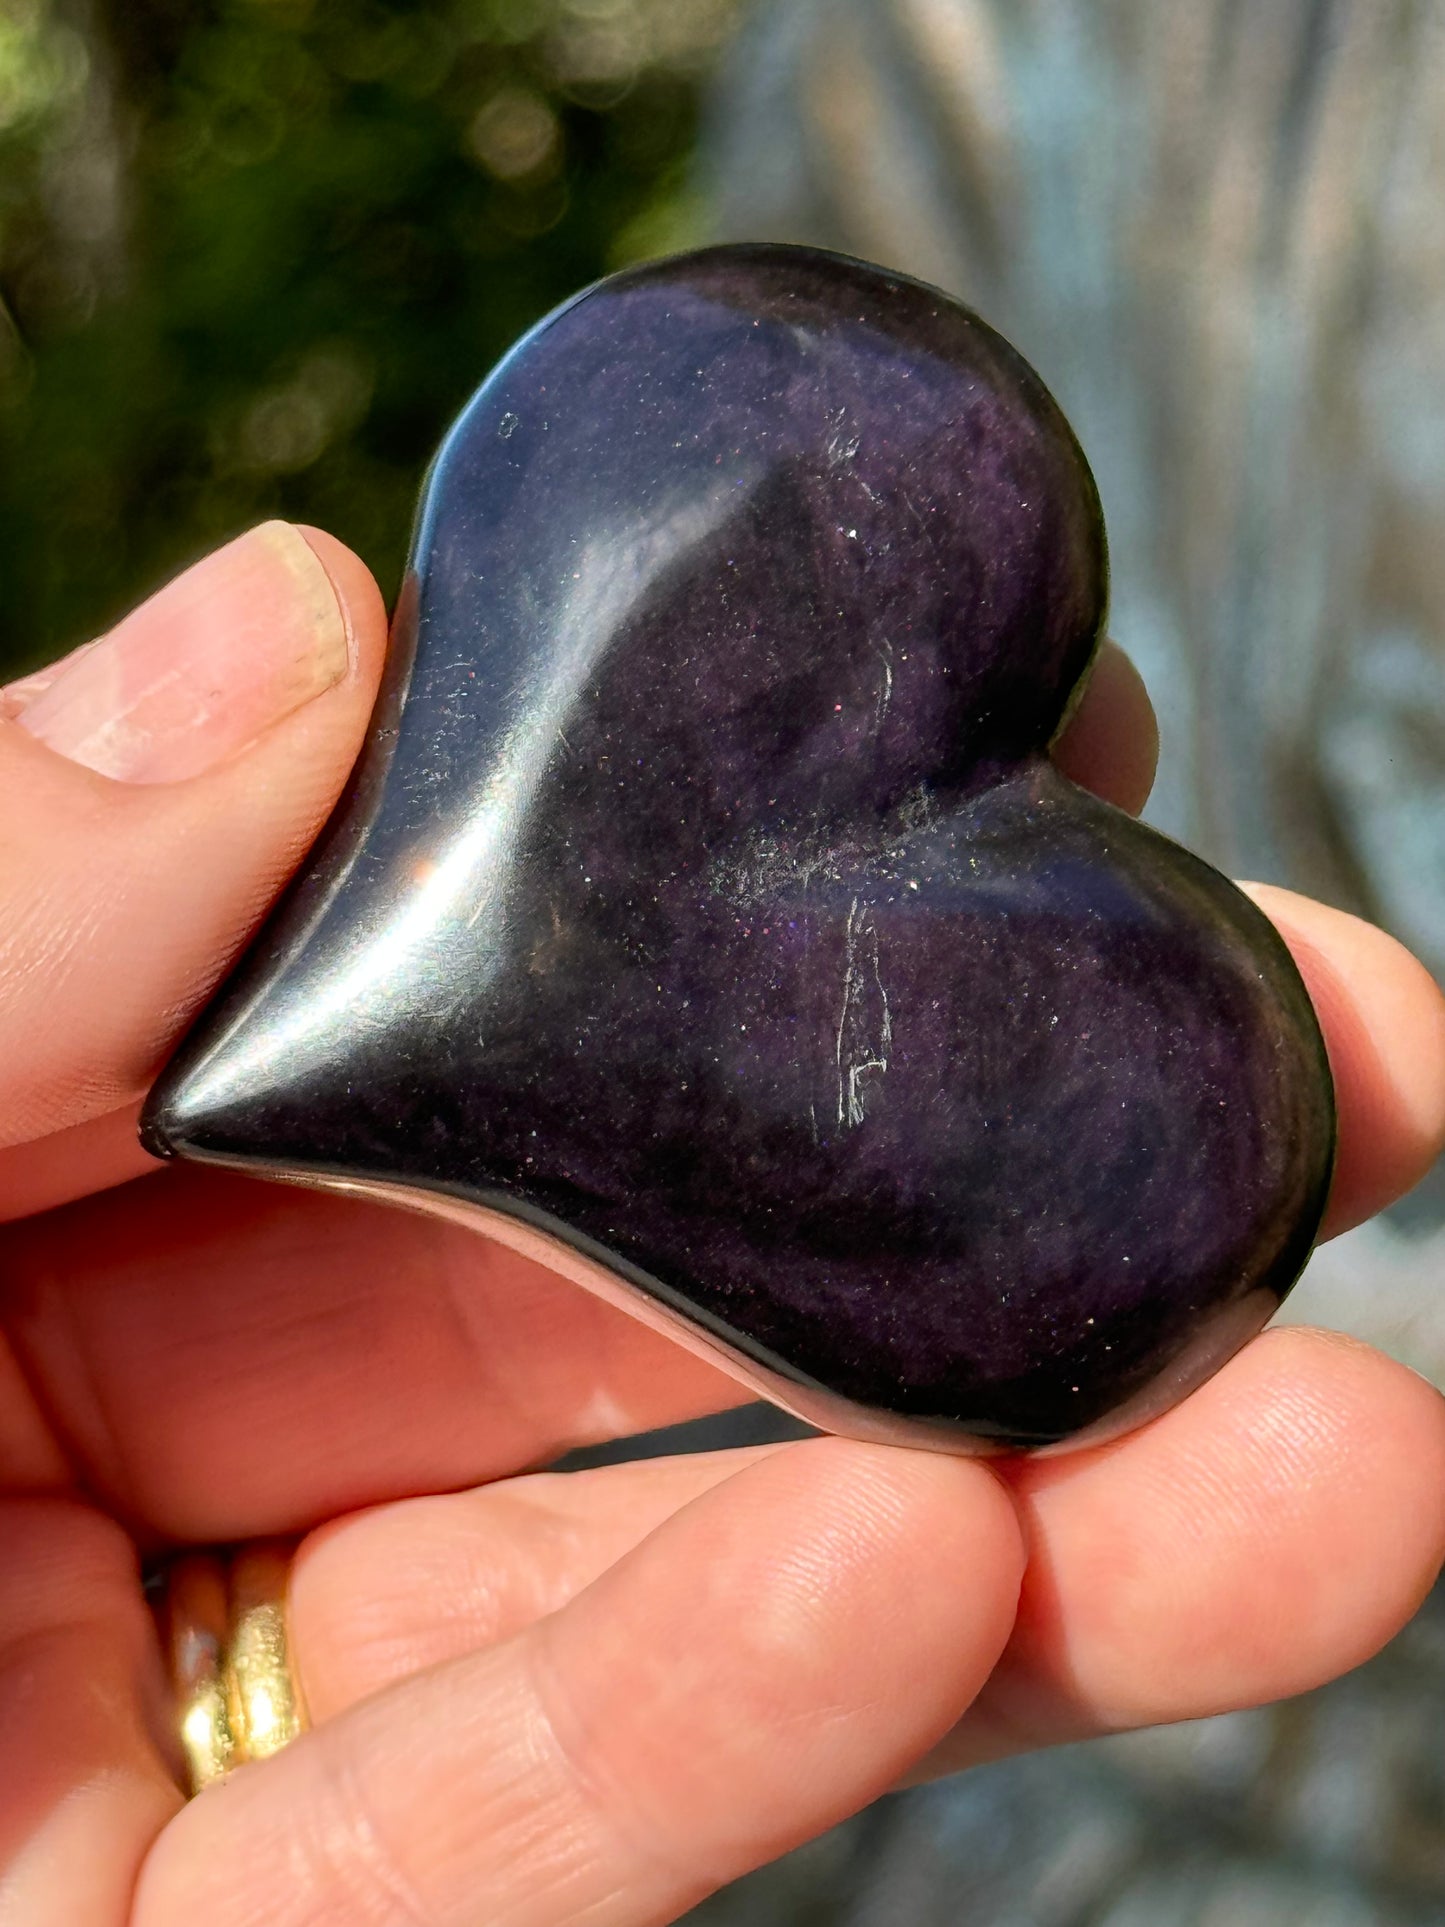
[158,1540,309,1794]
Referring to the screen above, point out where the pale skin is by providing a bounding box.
[3,526,1445,1926]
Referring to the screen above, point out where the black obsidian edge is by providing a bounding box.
[141,244,1336,1452]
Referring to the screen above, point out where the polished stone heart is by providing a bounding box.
[141,245,1335,1450]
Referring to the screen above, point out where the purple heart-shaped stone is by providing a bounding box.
[141,246,1335,1451]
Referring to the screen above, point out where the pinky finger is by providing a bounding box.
[134,1439,1022,1927]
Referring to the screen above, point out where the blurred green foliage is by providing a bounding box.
[0,0,734,675]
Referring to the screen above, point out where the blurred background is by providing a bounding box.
[0,0,735,671]
[5,0,1445,1921]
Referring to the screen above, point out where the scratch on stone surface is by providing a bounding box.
[825,404,860,467]
[836,896,892,1128]
[875,639,894,726]
[713,831,842,910]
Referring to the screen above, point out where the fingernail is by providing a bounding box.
[15,523,351,783]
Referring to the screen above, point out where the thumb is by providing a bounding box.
[0,523,387,1218]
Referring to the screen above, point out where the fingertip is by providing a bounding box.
[721,1435,1028,1663]
[1186,1327,1445,1687]
[526,1435,1026,1889]
[1244,885,1445,1236]
[560,1435,1026,1745]
[1051,638,1159,816]
[993,1326,1445,1741]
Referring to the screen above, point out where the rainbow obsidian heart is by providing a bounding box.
[140,245,1335,1451]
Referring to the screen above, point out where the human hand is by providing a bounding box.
[3,528,1444,1925]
